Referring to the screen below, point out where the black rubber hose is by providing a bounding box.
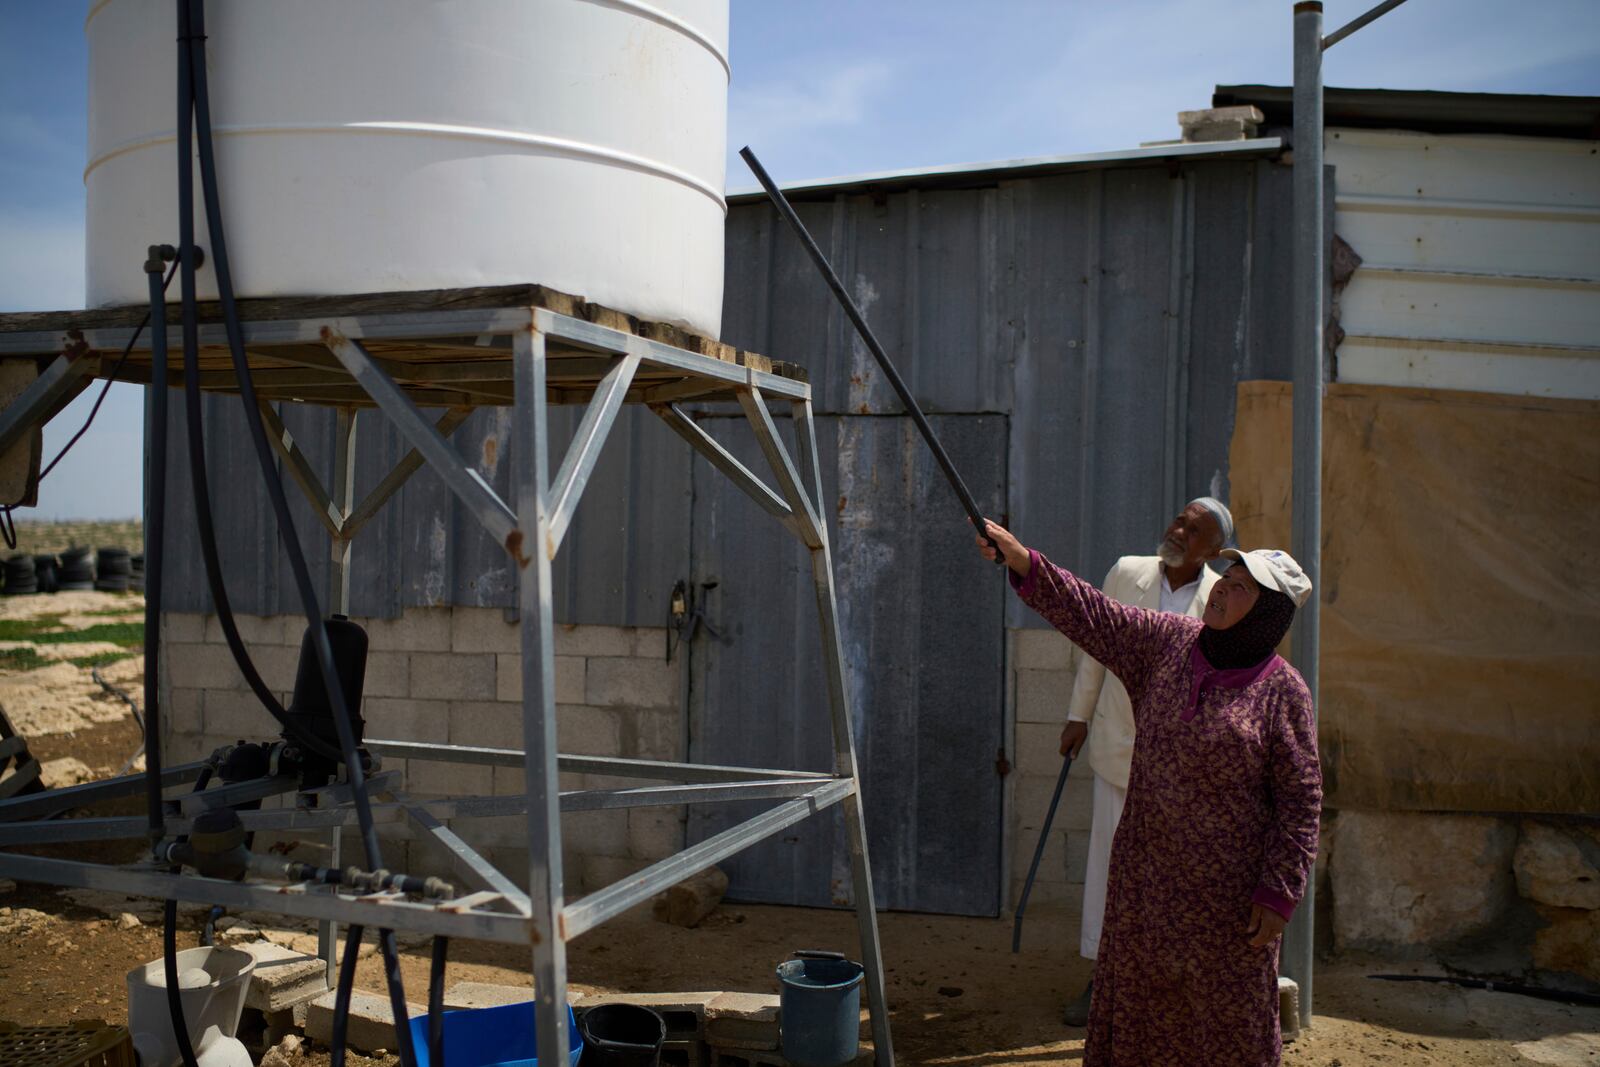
[167,3,340,768]
[429,937,449,1067]
[330,924,364,1067]
[144,257,171,844]
[183,3,417,1063]
[161,762,215,1067]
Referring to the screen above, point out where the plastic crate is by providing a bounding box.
[0,1021,135,1067]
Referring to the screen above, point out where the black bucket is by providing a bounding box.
[578,1004,665,1067]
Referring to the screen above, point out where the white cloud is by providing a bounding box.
[730,60,894,145]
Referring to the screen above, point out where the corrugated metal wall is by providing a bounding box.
[159,155,1302,630]
[1329,127,1600,400]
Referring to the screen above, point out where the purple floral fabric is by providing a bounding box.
[1013,550,1322,1067]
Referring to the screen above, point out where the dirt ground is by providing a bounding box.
[3,591,1599,1065]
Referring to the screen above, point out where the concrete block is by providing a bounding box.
[496,654,585,705]
[487,847,532,891]
[204,689,279,740]
[1014,669,1072,725]
[1010,825,1067,880]
[452,606,522,654]
[630,807,686,861]
[162,612,207,644]
[1014,722,1068,777]
[410,652,497,701]
[238,940,328,1012]
[1331,810,1518,951]
[406,757,493,798]
[661,1039,709,1067]
[1012,628,1072,671]
[707,1049,789,1067]
[1531,905,1600,983]
[360,608,453,653]
[586,657,676,710]
[452,813,527,851]
[450,700,524,749]
[1064,829,1091,883]
[622,708,682,761]
[630,627,671,659]
[305,989,422,1053]
[580,991,720,1039]
[652,866,727,928]
[557,705,622,756]
[1514,821,1600,909]
[554,624,634,658]
[165,687,204,735]
[569,809,630,859]
[362,651,411,699]
[206,613,286,646]
[364,697,449,744]
[1178,105,1264,127]
[493,764,526,797]
[1014,770,1089,833]
[579,854,649,897]
[704,992,779,1051]
[442,981,584,1010]
[165,643,245,691]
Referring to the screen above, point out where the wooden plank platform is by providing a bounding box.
[0,284,806,410]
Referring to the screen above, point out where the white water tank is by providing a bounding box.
[85,0,729,338]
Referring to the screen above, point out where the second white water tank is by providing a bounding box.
[86,0,730,337]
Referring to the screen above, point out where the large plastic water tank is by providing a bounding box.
[85,0,729,338]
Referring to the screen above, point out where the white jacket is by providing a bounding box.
[1064,555,1218,789]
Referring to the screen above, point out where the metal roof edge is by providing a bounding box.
[724,136,1284,204]
[1214,84,1600,140]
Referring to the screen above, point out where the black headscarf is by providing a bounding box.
[1197,586,1297,669]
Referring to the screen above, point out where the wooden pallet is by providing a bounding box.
[0,284,807,410]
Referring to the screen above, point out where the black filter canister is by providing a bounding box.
[284,614,369,780]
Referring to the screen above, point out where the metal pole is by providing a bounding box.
[1321,0,1409,50]
[1287,0,1323,1028]
[318,405,357,982]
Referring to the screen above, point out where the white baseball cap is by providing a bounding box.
[1216,548,1313,607]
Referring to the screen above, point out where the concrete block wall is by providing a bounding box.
[159,608,683,898]
[1006,627,1094,912]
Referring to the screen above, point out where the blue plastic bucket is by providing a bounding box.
[406,1000,583,1067]
[776,950,864,1067]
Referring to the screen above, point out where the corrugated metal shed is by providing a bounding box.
[159,143,1307,633]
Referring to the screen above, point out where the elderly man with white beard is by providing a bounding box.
[1056,495,1234,1026]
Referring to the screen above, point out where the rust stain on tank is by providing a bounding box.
[482,435,499,469]
[837,494,848,515]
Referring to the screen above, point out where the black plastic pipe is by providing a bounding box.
[1011,755,1072,953]
[739,146,998,555]
[429,937,449,1067]
[144,253,171,846]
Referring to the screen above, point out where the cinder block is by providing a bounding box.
[204,689,280,740]
[1014,722,1068,777]
[166,687,204,735]
[305,989,422,1053]
[364,697,449,744]
[165,643,245,691]
[162,612,208,644]
[557,705,622,756]
[442,981,584,1010]
[451,606,521,655]
[628,807,686,861]
[568,810,630,859]
[1015,771,1084,833]
[206,613,287,646]
[586,657,676,710]
[579,854,649,896]
[1011,825,1068,880]
[707,1049,788,1067]
[488,847,532,890]
[496,654,586,705]
[554,624,633,658]
[449,700,524,749]
[660,1038,709,1067]
[362,651,411,698]
[409,652,496,701]
[237,940,328,1012]
[621,707,682,761]
[361,608,453,653]
[492,764,526,797]
[406,757,493,798]
[451,813,526,851]
[704,991,778,1051]
[580,991,719,1040]
[1012,628,1073,671]
[629,627,671,660]
[1064,829,1091,882]
[1014,668,1073,725]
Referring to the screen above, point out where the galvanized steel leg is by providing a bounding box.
[547,350,641,554]
[788,399,895,1066]
[317,406,358,981]
[512,327,570,1067]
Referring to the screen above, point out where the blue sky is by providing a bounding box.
[2,0,1597,518]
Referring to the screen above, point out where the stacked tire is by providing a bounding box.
[33,554,59,595]
[3,555,38,596]
[95,547,132,592]
[130,553,145,594]
[57,546,96,591]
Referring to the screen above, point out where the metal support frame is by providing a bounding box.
[1286,0,1406,1027]
[0,352,97,454]
[0,304,895,1066]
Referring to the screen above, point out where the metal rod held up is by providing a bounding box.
[1012,755,1072,953]
[740,146,998,551]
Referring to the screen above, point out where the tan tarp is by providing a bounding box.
[1229,381,1600,813]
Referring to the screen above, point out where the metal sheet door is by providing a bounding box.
[687,412,1007,916]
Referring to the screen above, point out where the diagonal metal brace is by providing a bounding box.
[342,406,474,541]
[738,386,824,549]
[0,348,98,455]
[257,401,343,537]
[321,326,517,548]
[650,402,794,526]
[546,350,641,556]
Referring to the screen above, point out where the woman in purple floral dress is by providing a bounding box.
[978,521,1322,1067]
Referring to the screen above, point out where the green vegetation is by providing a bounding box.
[30,622,145,648]
[70,650,139,669]
[0,616,65,640]
[0,647,47,671]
